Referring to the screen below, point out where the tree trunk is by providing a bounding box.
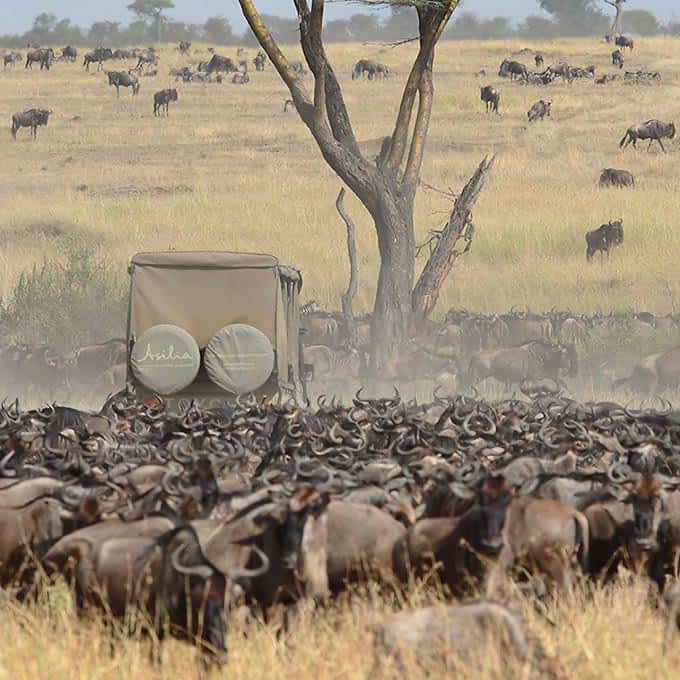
[370,188,415,370]
[606,0,625,40]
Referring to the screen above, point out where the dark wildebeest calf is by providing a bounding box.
[528,100,551,122]
[107,70,140,97]
[599,168,634,188]
[616,35,634,51]
[352,59,389,80]
[25,48,54,71]
[253,51,266,71]
[586,219,624,261]
[83,48,113,72]
[480,85,500,113]
[620,120,676,153]
[153,88,178,116]
[11,109,52,140]
[612,49,624,69]
[535,53,544,68]
[61,46,77,61]
[498,59,527,81]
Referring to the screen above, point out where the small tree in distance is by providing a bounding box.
[127,0,175,42]
[239,0,493,370]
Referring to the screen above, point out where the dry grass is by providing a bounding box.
[1,38,679,316]
[0,577,679,680]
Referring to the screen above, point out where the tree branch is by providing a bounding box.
[411,156,495,329]
[336,188,359,348]
[385,1,459,175]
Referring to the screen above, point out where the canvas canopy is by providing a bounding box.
[127,251,303,398]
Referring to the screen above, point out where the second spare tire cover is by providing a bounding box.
[205,323,275,395]
[130,324,200,395]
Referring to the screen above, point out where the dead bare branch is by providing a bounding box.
[336,188,359,348]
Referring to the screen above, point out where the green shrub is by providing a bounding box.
[0,245,127,352]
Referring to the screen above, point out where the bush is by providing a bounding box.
[0,245,127,352]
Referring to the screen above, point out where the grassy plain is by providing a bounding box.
[1,38,679,319]
[1,578,679,680]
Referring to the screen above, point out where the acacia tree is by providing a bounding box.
[127,0,175,41]
[239,0,492,369]
[604,0,626,40]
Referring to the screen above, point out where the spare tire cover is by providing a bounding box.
[130,324,200,395]
[204,324,275,395]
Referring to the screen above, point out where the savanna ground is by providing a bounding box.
[2,37,680,676]
[1,38,680,316]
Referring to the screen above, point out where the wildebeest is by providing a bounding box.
[107,70,140,97]
[284,99,296,113]
[25,48,54,71]
[599,168,634,188]
[468,340,576,388]
[153,88,178,116]
[527,100,551,122]
[352,59,389,80]
[178,40,191,54]
[372,602,563,677]
[253,51,266,71]
[498,59,527,81]
[11,109,52,140]
[612,49,624,69]
[83,47,113,72]
[205,54,239,73]
[290,60,307,75]
[620,120,676,152]
[112,49,132,60]
[480,85,500,114]
[135,50,158,70]
[616,35,634,51]
[613,346,680,395]
[61,46,77,61]
[535,53,544,68]
[585,219,624,261]
[232,72,250,85]
[3,52,21,69]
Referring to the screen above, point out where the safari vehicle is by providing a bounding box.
[126,251,305,408]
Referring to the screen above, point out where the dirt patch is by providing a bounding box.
[85,184,193,199]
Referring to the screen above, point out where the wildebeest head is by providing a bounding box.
[463,475,513,555]
[669,122,676,140]
[280,486,330,569]
[622,476,665,550]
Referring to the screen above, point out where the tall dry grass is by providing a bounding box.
[1,38,679,315]
[0,577,679,680]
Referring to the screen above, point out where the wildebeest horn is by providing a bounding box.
[171,544,213,580]
[228,543,271,580]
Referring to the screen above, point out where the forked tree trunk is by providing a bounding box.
[605,0,625,40]
[370,189,415,370]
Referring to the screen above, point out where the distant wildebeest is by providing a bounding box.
[526,71,554,85]
[205,54,239,73]
[613,346,680,395]
[232,72,250,84]
[599,168,634,188]
[107,70,140,97]
[616,35,634,51]
[84,48,113,72]
[544,61,571,81]
[284,99,296,113]
[612,49,624,69]
[25,48,54,71]
[112,49,132,60]
[535,53,544,68]
[585,219,624,261]
[352,59,389,80]
[253,50,266,71]
[527,100,551,122]
[135,50,158,70]
[290,60,307,75]
[3,52,21,69]
[178,40,191,54]
[620,119,676,152]
[467,340,577,388]
[624,70,661,83]
[153,88,177,116]
[498,59,527,81]
[60,46,77,61]
[11,108,52,140]
[568,65,595,79]
[480,85,500,113]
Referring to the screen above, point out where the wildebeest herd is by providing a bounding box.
[0,386,680,669]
